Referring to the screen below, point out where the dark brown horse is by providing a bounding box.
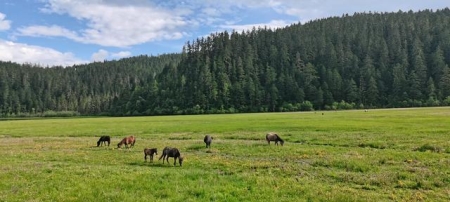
[266,132,284,146]
[117,135,136,148]
[97,136,110,147]
[144,148,158,162]
[158,147,183,166]
[204,135,213,148]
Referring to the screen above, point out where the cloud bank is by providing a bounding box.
[0,39,87,67]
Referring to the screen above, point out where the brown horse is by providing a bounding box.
[158,147,183,166]
[97,136,110,147]
[266,132,284,146]
[117,135,136,148]
[144,148,158,162]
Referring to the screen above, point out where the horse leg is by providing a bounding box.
[174,157,177,166]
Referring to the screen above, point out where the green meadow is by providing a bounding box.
[0,107,449,201]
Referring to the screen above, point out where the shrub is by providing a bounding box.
[443,96,450,106]
[42,110,80,117]
[299,101,314,111]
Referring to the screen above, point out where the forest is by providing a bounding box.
[1,8,450,117]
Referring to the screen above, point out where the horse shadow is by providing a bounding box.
[127,161,178,168]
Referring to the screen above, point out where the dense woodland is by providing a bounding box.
[2,8,450,117]
[0,54,181,116]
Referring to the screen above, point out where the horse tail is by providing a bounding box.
[158,150,165,160]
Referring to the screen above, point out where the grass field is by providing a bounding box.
[0,107,449,201]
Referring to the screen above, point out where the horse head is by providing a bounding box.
[179,156,184,166]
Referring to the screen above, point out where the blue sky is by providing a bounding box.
[0,0,449,67]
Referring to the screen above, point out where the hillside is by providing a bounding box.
[2,8,450,116]
[0,54,181,116]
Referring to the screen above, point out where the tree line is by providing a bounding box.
[2,8,450,117]
[0,54,180,116]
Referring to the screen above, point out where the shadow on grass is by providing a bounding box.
[168,137,192,140]
[223,136,263,141]
[186,144,205,151]
[128,161,183,167]
[85,146,116,151]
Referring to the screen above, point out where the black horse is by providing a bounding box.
[144,148,158,162]
[266,132,284,146]
[97,136,111,147]
[158,147,183,166]
[204,135,213,148]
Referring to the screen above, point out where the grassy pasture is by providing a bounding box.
[0,107,449,201]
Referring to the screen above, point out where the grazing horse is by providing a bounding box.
[117,135,136,148]
[97,136,111,147]
[266,132,284,146]
[204,135,213,148]
[144,148,158,162]
[158,147,183,166]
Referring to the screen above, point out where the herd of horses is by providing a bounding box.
[96,132,284,167]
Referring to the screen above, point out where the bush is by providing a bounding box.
[337,101,355,110]
[299,101,314,111]
[425,98,440,106]
[442,96,450,106]
[407,99,423,107]
[281,103,297,112]
[42,110,80,117]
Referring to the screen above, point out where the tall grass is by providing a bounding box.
[0,107,449,201]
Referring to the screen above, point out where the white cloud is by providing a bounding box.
[91,49,109,62]
[17,25,79,39]
[220,20,290,33]
[91,49,132,62]
[111,51,132,58]
[17,0,191,47]
[0,39,87,67]
[0,12,11,31]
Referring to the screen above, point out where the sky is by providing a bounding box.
[0,0,449,67]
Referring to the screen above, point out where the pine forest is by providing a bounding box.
[2,9,450,117]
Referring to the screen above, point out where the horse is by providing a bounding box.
[144,148,158,162]
[158,147,183,166]
[97,136,111,147]
[266,132,284,146]
[117,135,136,148]
[204,135,213,148]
